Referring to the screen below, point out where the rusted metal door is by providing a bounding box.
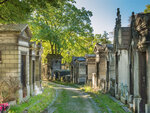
[139,52,147,113]
[21,55,27,98]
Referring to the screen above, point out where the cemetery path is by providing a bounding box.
[45,82,101,113]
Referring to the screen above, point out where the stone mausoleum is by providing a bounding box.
[0,24,42,103]
[111,9,150,113]
[46,54,62,79]
[85,54,96,86]
[71,57,87,84]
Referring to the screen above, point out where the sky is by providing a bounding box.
[75,0,150,35]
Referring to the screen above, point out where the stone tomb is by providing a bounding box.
[29,42,42,96]
[71,57,87,84]
[85,54,96,86]
[94,43,114,92]
[46,54,62,79]
[0,24,42,103]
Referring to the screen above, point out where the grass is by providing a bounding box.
[80,85,128,113]
[92,92,127,113]
[8,82,56,113]
[54,81,128,113]
[52,88,95,113]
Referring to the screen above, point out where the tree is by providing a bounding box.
[144,5,150,13]
[29,1,93,63]
[0,0,73,23]
[93,31,111,44]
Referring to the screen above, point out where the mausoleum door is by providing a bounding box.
[106,61,110,91]
[129,48,134,96]
[96,63,99,87]
[32,60,35,90]
[139,52,147,113]
[21,55,27,98]
[115,53,119,93]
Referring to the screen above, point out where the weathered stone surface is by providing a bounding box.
[71,57,87,84]
[0,24,42,103]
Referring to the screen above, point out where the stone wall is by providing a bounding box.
[86,56,96,85]
[0,32,19,78]
[98,56,107,91]
[108,53,115,80]
[0,44,20,102]
[0,45,19,77]
[87,64,96,80]
[99,57,106,79]
[108,52,115,96]
[147,46,150,112]
[118,50,130,102]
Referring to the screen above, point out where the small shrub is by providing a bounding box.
[0,76,20,102]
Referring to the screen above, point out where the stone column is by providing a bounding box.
[133,97,141,113]
[146,46,150,112]
[133,50,140,113]
[92,73,96,88]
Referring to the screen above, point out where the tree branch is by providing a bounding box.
[0,15,6,20]
[0,0,9,4]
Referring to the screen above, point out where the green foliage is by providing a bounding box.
[29,1,95,63]
[94,31,111,44]
[0,0,73,23]
[144,5,150,13]
[0,0,31,23]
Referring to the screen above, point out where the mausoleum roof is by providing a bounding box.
[0,24,32,39]
[0,24,28,32]
[85,54,96,58]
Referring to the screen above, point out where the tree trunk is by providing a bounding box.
[50,41,54,54]
[55,44,57,54]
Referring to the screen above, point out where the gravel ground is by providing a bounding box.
[44,82,101,113]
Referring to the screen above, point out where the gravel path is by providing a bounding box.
[44,82,101,113]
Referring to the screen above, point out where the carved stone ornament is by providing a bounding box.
[134,13,150,52]
[137,36,147,52]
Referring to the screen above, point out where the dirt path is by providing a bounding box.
[45,82,101,113]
